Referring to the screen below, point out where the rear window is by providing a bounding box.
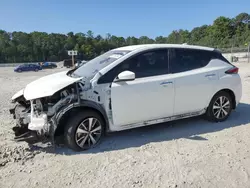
[170,48,216,73]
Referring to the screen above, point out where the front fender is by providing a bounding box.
[54,100,110,134]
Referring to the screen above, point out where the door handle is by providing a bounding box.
[160,81,173,85]
[205,74,216,77]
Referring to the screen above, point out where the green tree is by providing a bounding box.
[0,12,250,63]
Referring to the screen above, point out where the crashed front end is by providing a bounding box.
[9,84,79,144]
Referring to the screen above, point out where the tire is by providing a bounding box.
[205,91,233,122]
[34,68,38,72]
[64,110,105,151]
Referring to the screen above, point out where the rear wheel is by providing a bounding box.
[205,91,233,122]
[64,110,105,151]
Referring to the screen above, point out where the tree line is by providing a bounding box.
[0,12,249,63]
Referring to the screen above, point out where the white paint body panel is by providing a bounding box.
[199,59,242,107]
[11,88,24,100]
[23,71,82,100]
[173,66,217,115]
[111,74,175,127]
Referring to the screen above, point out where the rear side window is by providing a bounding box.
[170,48,215,73]
[217,53,233,65]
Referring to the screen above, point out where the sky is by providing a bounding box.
[0,0,249,38]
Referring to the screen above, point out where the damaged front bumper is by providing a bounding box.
[9,104,56,144]
[10,81,80,145]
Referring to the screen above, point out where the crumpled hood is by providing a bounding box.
[11,88,24,101]
[22,71,82,100]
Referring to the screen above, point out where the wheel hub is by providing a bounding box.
[75,117,102,149]
[212,96,230,119]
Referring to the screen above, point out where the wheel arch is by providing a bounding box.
[209,88,236,109]
[54,100,110,138]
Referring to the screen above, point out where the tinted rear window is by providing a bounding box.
[217,53,233,65]
[170,48,217,73]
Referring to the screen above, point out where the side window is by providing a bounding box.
[170,48,213,73]
[98,49,169,84]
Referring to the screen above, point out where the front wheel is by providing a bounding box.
[205,91,233,122]
[64,110,105,151]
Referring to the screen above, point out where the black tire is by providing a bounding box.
[34,68,38,72]
[205,91,233,122]
[64,110,105,151]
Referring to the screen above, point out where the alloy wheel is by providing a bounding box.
[75,117,102,149]
[212,96,231,119]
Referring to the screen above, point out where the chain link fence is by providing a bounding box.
[221,47,250,63]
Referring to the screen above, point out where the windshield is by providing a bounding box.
[72,50,131,78]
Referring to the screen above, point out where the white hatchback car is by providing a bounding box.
[10,44,242,151]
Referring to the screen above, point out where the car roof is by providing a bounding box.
[113,44,215,52]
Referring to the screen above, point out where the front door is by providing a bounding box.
[110,49,175,127]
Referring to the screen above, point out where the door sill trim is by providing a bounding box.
[111,109,206,131]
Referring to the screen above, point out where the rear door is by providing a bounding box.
[169,48,218,115]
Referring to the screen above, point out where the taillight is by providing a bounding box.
[225,67,239,74]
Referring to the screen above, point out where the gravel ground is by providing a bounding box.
[1,63,250,188]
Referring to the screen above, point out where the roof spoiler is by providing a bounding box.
[214,48,222,53]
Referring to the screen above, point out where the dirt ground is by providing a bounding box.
[1,63,250,188]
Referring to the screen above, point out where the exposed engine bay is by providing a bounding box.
[10,83,79,143]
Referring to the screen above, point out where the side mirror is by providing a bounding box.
[115,70,135,82]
